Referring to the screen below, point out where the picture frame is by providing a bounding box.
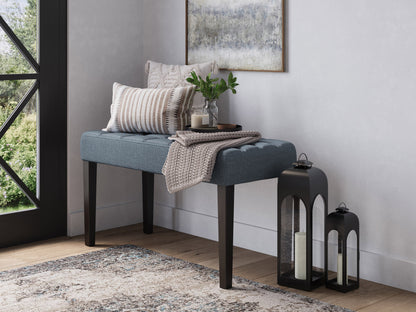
[186,0,285,72]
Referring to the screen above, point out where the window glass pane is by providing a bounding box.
[0,79,34,124]
[0,28,34,74]
[0,84,37,214]
[0,0,38,61]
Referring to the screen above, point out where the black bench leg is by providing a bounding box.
[84,161,97,246]
[218,185,235,289]
[142,171,154,234]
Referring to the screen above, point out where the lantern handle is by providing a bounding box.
[293,152,313,169]
[298,153,309,162]
[336,202,349,213]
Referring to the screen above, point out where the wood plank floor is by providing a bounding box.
[0,224,414,311]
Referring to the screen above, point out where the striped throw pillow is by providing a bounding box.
[105,83,196,134]
[145,60,217,109]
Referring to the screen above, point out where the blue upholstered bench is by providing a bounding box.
[81,130,296,288]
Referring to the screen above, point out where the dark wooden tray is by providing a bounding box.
[186,124,242,133]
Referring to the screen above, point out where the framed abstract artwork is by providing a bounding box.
[186,0,285,72]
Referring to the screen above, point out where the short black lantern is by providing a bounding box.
[277,153,328,291]
[325,202,360,292]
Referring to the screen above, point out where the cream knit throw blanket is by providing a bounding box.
[162,130,261,193]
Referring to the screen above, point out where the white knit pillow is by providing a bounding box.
[145,60,217,108]
[105,83,196,135]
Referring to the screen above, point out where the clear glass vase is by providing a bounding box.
[203,99,218,127]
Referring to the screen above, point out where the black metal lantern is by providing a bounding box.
[277,153,328,291]
[325,203,360,292]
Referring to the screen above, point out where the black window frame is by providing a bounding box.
[0,0,67,247]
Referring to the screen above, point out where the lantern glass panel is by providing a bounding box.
[312,195,326,272]
[327,230,339,281]
[326,229,358,288]
[279,196,307,280]
[347,230,358,281]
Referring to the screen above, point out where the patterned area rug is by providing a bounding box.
[0,245,353,312]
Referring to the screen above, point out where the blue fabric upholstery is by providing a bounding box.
[80,131,296,186]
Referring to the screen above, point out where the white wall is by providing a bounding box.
[140,0,416,292]
[67,0,144,235]
[68,0,416,292]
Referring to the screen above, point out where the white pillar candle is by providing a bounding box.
[337,253,346,285]
[191,114,203,128]
[294,232,306,280]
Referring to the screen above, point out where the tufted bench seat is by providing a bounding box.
[81,130,296,288]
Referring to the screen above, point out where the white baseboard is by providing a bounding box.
[154,201,416,293]
[68,200,142,237]
[67,199,416,292]
[154,201,278,255]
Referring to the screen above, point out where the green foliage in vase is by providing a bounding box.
[186,71,239,101]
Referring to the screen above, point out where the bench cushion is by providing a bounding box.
[80,131,296,186]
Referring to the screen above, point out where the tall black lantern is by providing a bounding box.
[277,154,328,291]
[325,203,360,292]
